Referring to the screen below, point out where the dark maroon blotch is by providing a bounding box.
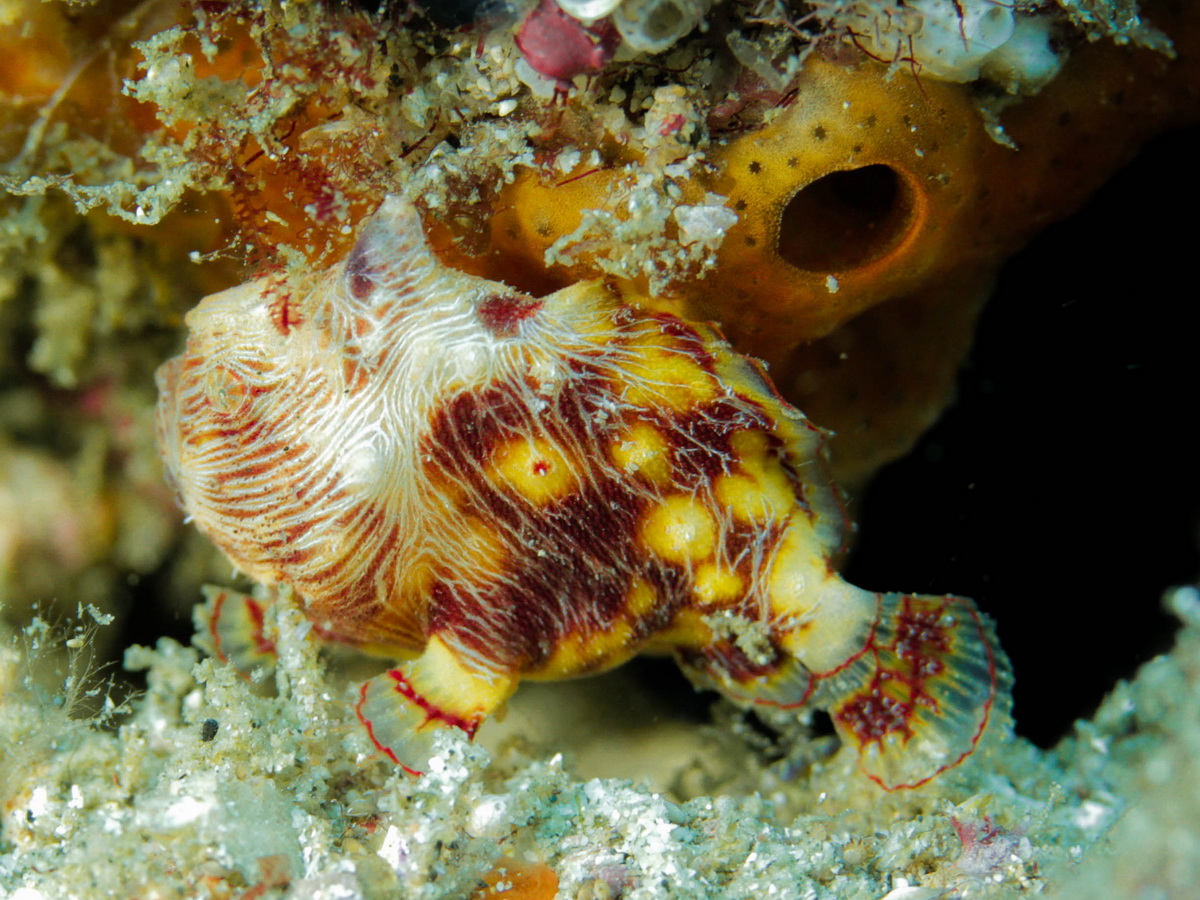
[662,399,768,483]
[478,294,543,337]
[346,236,378,301]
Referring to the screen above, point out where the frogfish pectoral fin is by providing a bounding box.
[675,640,817,710]
[196,585,279,681]
[679,588,1011,790]
[355,633,517,775]
[807,591,1013,790]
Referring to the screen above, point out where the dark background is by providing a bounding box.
[845,121,1200,747]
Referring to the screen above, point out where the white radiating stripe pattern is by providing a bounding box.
[156,197,848,669]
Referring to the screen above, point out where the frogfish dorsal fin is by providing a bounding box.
[344,196,441,303]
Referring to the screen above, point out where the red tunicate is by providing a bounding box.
[516,0,620,83]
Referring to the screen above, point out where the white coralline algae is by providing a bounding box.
[1,582,1199,898]
[856,1,1064,92]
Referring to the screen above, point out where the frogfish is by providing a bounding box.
[156,197,1011,789]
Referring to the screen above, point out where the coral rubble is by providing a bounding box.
[1,584,1199,897]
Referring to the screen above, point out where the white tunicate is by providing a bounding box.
[980,14,1064,94]
[908,0,1015,82]
[726,30,789,92]
[555,0,622,22]
[613,0,714,54]
[854,1,1064,93]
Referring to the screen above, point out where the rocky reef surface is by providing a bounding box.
[0,586,1197,898]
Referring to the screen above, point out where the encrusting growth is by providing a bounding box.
[157,197,1010,789]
